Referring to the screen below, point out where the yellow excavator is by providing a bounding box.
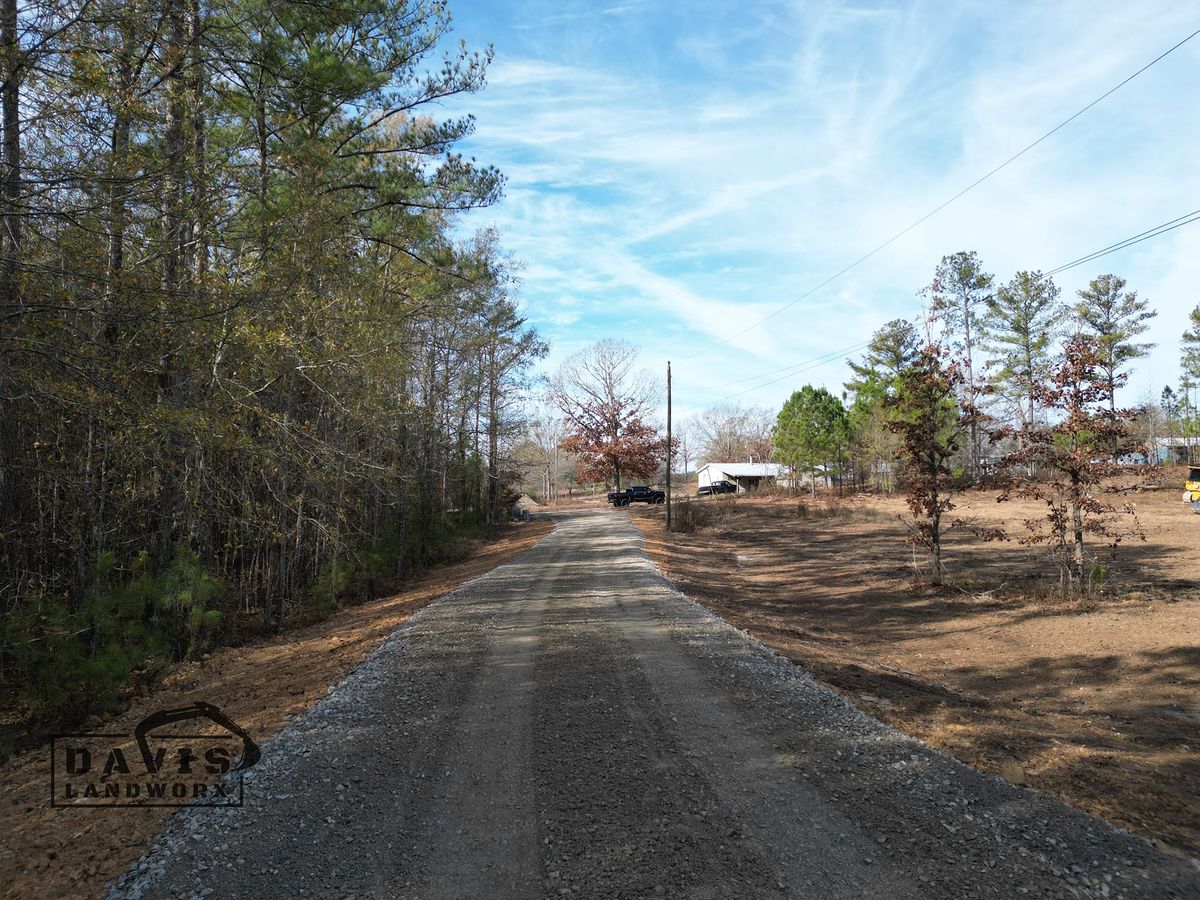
[1184,466,1200,512]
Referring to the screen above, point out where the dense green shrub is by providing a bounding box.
[0,547,221,721]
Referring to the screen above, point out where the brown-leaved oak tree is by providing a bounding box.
[548,340,666,488]
[998,335,1144,595]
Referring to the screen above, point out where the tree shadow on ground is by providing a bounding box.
[631,498,1200,857]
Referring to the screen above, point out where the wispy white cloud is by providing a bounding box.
[447,0,1200,410]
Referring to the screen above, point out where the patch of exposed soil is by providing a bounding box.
[0,519,552,900]
[632,483,1200,858]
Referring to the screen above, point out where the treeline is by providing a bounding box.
[0,0,543,723]
[681,252,1183,592]
[831,255,1164,490]
[699,253,1183,490]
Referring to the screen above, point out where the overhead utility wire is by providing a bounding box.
[712,206,1200,405]
[695,339,871,392]
[714,346,869,403]
[1043,208,1200,277]
[683,25,1200,362]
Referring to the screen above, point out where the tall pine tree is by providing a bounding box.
[984,271,1063,430]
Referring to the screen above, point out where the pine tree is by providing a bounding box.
[926,251,993,481]
[774,386,848,497]
[1181,305,1200,435]
[983,271,1063,430]
[845,319,921,396]
[844,319,919,491]
[1074,274,1155,458]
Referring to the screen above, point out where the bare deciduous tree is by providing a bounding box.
[693,402,774,463]
[548,340,664,488]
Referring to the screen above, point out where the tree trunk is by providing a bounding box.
[156,0,187,565]
[254,65,268,252]
[929,466,942,586]
[1025,340,1038,433]
[104,6,134,345]
[486,348,499,523]
[188,0,207,295]
[931,512,942,585]
[0,0,19,521]
[962,295,978,482]
[1108,368,1119,463]
[1071,473,1085,585]
[1,0,19,306]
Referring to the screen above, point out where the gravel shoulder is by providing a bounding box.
[0,521,551,900]
[114,510,1200,899]
[631,489,1200,857]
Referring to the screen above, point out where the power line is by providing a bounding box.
[694,339,871,392]
[698,205,1200,407]
[683,25,1200,362]
[715,346,864,403]
[1044,208,1200,277]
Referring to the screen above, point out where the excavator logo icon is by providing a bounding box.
[51,702,261,808]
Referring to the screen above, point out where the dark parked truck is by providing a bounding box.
[607,485,665,507]
[697,479,737,496]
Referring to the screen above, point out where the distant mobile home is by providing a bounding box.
[695,462,787,493]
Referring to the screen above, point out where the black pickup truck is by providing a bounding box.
[697,479,737,496]
[607,485,665,507]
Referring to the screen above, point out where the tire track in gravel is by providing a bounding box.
[533,581,784,899]
[394,538,555,898]
[113,510,1200,900]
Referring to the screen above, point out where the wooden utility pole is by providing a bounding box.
[666,361,672,531]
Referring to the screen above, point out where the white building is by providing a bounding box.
[695,462,787,492]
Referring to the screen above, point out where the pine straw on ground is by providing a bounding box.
[632,487,1200,860]
[0,519,552,900]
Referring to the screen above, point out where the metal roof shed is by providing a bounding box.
[695,462,786,492]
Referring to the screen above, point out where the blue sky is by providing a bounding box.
[439,1,1200,419]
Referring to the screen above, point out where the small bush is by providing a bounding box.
[1084,558,1109,597]
[671,497,736,533]
[150,548,223,660]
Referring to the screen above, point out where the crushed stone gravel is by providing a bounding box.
[111,510,1200,899]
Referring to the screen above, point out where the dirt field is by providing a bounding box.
[632,479,1200,859]
[0,519,552,900]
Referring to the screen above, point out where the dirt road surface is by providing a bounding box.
[114,510,1200,899]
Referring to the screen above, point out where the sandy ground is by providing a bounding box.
[113,509,1198,899]
[632,481,1200,859]
[0,520,552,900]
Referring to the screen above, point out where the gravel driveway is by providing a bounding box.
[113,510,1200,899]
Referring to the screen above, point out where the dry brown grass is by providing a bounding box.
[632,481,1200,858]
